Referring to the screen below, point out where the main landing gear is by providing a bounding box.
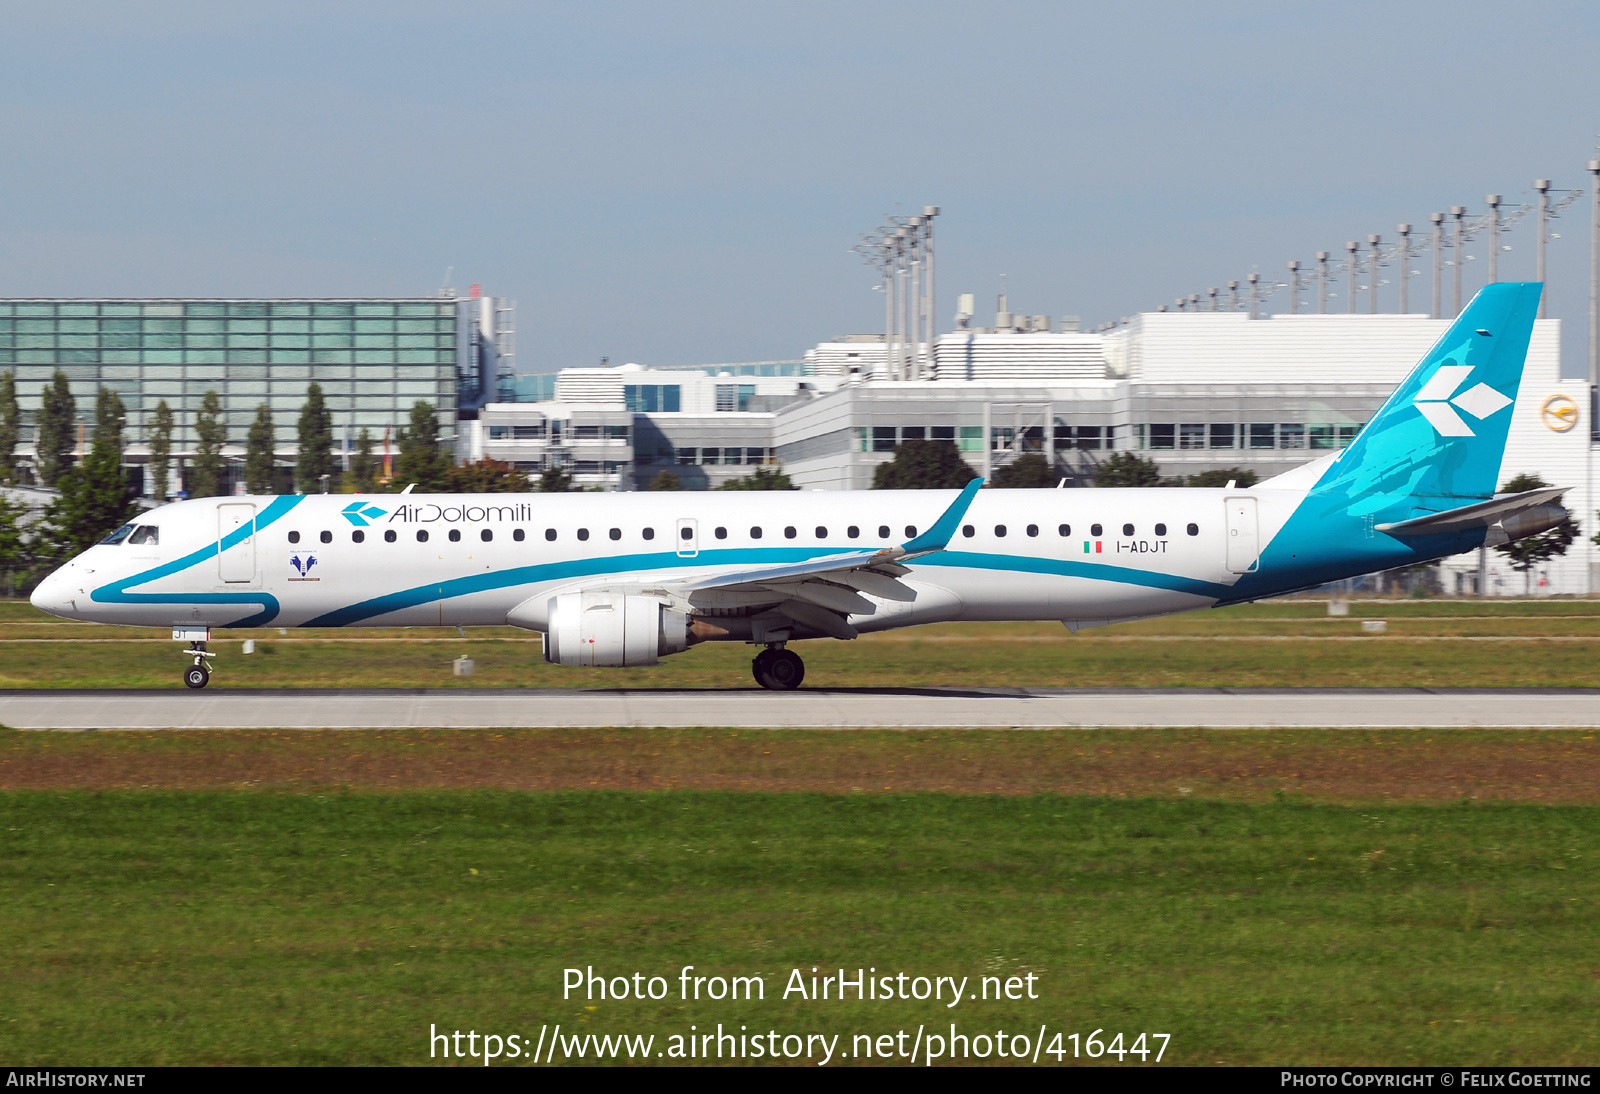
[752,646,805,691]
[183,642,215,690]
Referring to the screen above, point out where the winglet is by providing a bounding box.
[899,477,984,557]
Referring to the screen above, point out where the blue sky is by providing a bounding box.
[3,1,1600,373]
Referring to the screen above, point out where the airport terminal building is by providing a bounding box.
[464,309,1588,593]
[1,292,511,495]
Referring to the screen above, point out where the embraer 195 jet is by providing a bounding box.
[31,283,1570,690]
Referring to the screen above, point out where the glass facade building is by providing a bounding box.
[1,298,462,487]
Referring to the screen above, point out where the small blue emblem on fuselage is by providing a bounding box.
[341,502,388,527]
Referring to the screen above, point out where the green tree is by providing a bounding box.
[296,382,337,493]
[189,390,227,499]
[715,465,794,490]
[40,388,136,561]
[0,493,30,591]
[989,453,1057,489]
[35,371,75,487]
[244,403,277,494]
[537,465,574,493]
[1183,467,1260,489]
[1093,452,1162,487]
[147,401,174,501]
[871,439,979,490]
[448,458,528,493]
[392,401,451,492]
[0,370,19,483]
[349,428,379,493]
[1498,473,1578,594]
[647,470,680,491]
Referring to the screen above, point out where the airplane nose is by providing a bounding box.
[29,568,77,619]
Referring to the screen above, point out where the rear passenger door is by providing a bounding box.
[217,503,257,583]
[1224,496,1259,574]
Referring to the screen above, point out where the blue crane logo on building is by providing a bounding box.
[341,503,389,527]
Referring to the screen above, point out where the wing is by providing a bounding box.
[668,478,984,638]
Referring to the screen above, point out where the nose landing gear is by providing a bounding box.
[752,646,805,691]
[182,642,215,689]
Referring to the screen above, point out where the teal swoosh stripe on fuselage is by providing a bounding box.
[302,545,1235,628]
[916,550,1236,600]
[90,495,305,628]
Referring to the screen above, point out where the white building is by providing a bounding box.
[476,308,1593,594]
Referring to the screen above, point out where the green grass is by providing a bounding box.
[11,597,1600,689]
[3,789,1598,1066]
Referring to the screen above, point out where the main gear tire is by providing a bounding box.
[184,664,210,690]
[755,648,805,691]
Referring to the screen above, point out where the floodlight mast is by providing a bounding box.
[1430,213,1445,318]
[1367,235,1381,314]
[1451,206,1467,316]
[1316,252,1330,313]
[1396,224,1413,314]
[1345,242,1359,314]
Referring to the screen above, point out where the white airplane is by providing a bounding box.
[31,283,1569,690]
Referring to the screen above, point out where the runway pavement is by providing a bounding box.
[4,687,1600,729]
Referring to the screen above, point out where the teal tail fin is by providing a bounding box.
[1316,281,1542,506]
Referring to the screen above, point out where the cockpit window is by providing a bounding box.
[100,524,135,545]
[129,526,159,545]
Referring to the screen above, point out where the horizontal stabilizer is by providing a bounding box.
[1374,486,1568,536]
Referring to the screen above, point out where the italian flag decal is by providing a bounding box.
[1083,541,1102,553]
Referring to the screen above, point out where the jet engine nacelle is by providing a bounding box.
[1484,503,1570,548]
[541,591,689,667]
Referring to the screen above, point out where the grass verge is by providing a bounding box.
[2,789,1598,1066]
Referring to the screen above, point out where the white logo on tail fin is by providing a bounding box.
[1413,365,1512,437]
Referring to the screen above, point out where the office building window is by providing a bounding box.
[1209,423,1236,449]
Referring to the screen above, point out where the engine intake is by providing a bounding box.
[542,592,689,667]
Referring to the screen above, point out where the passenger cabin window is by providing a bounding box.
[578,529,590,541]
[784,526,797,539]
[1026,524,1039,537]
[1058,524,1070,536]
[962,524,975,537]
[1122,523,1134,536]
[129,526,159,546]
[904,525,917,538]
[417,530,430,543]
[750,526,763,539]
[384,530,397,543]
[815,526,827,538]
[680,527,693,540]
[545,528,557,541]
[1154,523,1167,536]
[847,526,860,539]
[513,529,525,542]
[994,525,1007,537]
[642,527,655,540]
[714,527,727,540]
[482,529,493,542]
[878,525,890,538]
[100,523,135,545]
[609,528,622,541]
[1091,523,1103,537]
[1187,523,1199,536]
[320,530,332,544]
[448,529,461,542]
[352,530,365,543]
[287,531,301,544]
